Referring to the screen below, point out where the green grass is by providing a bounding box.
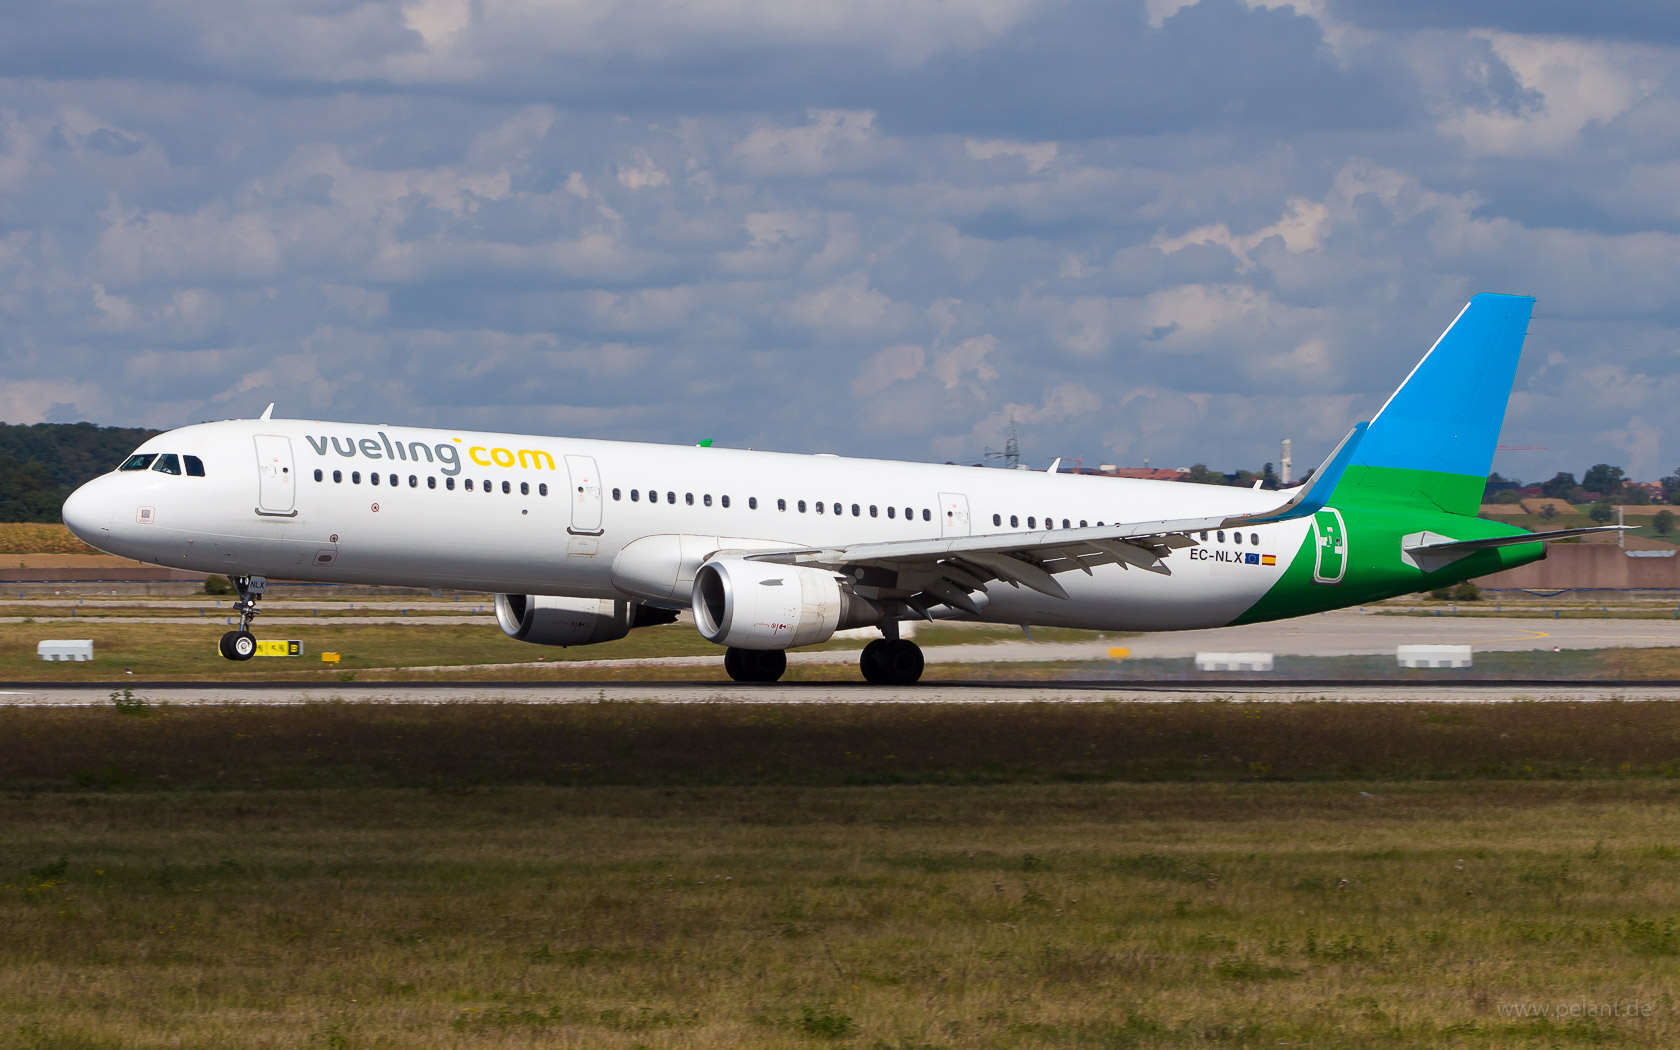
[7,776,1680,1047]
[8,704,1680,1048]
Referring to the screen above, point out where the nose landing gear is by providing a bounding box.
[217,575,266,661]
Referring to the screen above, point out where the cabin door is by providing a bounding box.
[254,435,296,516]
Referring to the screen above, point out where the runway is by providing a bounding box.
[8,680,1680,706]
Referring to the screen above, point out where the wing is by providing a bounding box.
[734,425,1373,618]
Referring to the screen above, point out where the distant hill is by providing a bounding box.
[0,422,161,522]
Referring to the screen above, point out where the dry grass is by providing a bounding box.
[6,776,1680,1048]
[0,522,100,554]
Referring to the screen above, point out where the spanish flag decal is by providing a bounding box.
[1261,554,1276,566]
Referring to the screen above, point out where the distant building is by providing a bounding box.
[1107,467,1189,482]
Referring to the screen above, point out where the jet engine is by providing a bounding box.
[494,593,677,647]
[691,556,877,650]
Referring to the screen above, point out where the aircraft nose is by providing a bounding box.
[61,478,112,545]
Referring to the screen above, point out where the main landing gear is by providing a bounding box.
[217,575,266,662]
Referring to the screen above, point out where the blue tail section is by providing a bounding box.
[1351,292,1534,482]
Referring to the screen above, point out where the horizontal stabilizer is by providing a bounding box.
[1405,526,1633,556]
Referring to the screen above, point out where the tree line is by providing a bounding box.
[0,422,160,522]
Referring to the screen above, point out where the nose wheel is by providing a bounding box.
[861,638,924,685]
[217,575,267,662]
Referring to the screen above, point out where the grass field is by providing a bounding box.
[7,702,1680,1049]
[0,522,99,554]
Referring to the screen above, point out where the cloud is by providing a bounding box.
[1,0,1679,480]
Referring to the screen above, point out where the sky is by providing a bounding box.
[3,0,1679,482]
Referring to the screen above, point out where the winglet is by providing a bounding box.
[259,403,275,421]
[1222,421,1367,528]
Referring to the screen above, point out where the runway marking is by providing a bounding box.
[1468,629,1551,644]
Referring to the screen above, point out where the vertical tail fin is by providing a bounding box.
[1333,293,1534,516]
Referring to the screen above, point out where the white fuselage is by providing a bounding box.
[62,418,1308,631]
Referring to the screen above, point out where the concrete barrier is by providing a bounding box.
[1195,651,1274,671]
[37,639,93,661]
[1398,644,1472,668]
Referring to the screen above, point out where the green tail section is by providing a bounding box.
[1232,294,1547,625]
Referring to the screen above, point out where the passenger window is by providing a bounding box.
[388,474,397,486]
[539,483,548,496]
[667,491,676,504]
[1217,530,1225,542]
[704,494,713,507]
[118,453,157,471]
[869,505,877,517]
[352,472,361,484]
[445,477,455,490]
[1234,532,1242,545]
[1063,519,1070,529]
[1010,515,1019,528]
[427,476,437,489]
[815,502,825,514]
[778,499,787,512]
[903,507,911,520]
[922,509,930,521]
[520,482,529,495]
[333,470,342,483]
[993,513,1001,526]
[465,479,473,491]
[889,506,897,519]
[1028,516,1036,528]
[686,493,694,505]
[184,455,205,477]
[721,495,730,508]
[314,469,323,482]
[1200,531,1208,540]
[502,481,511,494]
[631,489,639,501]
[613,488,622,501]
[797,500,805,513]
[1079,520,1087,528]
[1251,533,1259,545]
[410,475,419,488]
[371,472,381,486]
[152,454,182,475]
[749,497,758,510]
[851,504,860,517]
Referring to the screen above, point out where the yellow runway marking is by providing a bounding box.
[1466,629,1550,644]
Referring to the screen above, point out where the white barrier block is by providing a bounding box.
[38,639,94,662]
[1195,651,1274,672]
[1397,644,1472,669]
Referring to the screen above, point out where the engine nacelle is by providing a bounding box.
[494,593,676,647]
[691,557,876,650]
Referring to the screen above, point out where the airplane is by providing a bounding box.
[60,293,1618,685]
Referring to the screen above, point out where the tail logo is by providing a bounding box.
[1312,508,1347,585]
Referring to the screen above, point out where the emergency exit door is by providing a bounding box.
[565,454,604,534]
[938,492,970,537]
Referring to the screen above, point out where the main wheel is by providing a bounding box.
[724,647,787,683]
[746,648,787,683]
[859,638,890,684]
[875,639,924,686]
[219,630,256,661]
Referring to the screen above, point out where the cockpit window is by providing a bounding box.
[118,453,157,471]
[184,455,205,477]
[152,454,182,475]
